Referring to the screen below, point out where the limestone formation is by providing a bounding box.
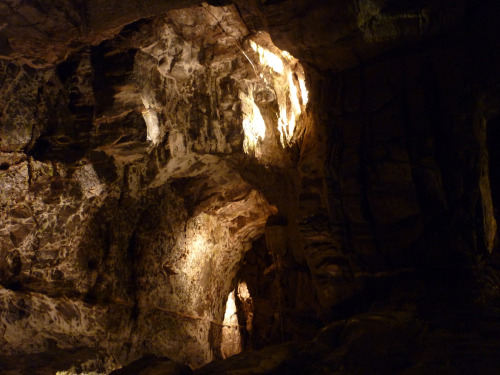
[1,0,500,374]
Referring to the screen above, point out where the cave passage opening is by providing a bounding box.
[221,281,254,359]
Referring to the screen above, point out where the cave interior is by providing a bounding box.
[1,0,500,374]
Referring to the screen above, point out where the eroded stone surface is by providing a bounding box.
[0,0,500,373]
[0,2,306,369]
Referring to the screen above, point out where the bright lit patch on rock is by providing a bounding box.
[245,35,309,150]
[223,291,238,324]
[238,281,251,300]
[250,41,284,74]
[142,108,160,145]
[239,89,266,155]
[221,290,242,359]
[141,95,161,145]
[298,76,309,106]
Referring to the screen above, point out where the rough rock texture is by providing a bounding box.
[1,0,500,374]
[0,2,305,370]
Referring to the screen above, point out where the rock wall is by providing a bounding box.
[0,2,309,369]
[230,0,500,351]
[1,0,500,373]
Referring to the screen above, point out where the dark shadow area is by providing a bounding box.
[487,115,500,235]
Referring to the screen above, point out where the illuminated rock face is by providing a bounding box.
[1,0,500,374]
[0,2,303,370]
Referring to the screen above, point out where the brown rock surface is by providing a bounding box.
[0,0,499,373]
